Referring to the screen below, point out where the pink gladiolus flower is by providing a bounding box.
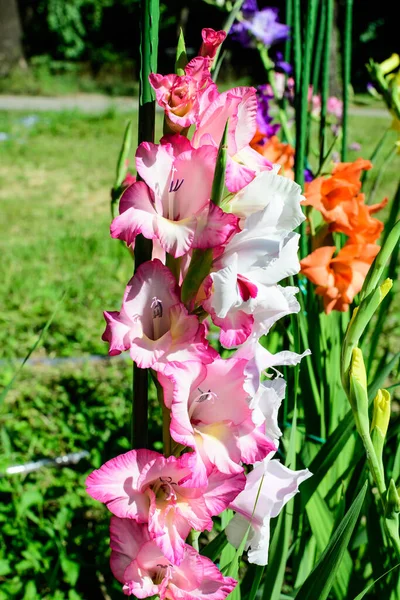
[199,28,227,61]
[110,517,237,599]
[192,86,273,193]
[102,259,216,369]
[111,135,238,258]
[226,456,312,565]
[310,92,343,121]
[158,357,276,478]
[149,57,217,133]
[86,449,245,564]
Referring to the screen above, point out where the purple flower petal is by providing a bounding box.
[231,6,290,48]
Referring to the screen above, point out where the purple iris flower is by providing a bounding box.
[256,84,281,138]
[231,7,290,48]
[242,0,259,13]
[274,51,292,74]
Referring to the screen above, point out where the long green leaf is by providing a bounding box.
[175,28,187,75]
[306,490,352,598]
[201,529,229,562]
[295,482,368,600]
[0,291,66,407]
[352,563,400,599]
[300,408,356,507]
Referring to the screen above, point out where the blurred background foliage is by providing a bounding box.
[0,0,398,95]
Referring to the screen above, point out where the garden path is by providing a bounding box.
[0,93,390,117]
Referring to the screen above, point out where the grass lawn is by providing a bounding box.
[0,107,399,599]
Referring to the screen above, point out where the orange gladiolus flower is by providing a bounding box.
[330,193,388,244]
[300,243,379,314]
[251,134,295,179]
[302,158,372,218]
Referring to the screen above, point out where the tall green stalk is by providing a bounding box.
[132,0,160,450]
[282,0,293,118]
[319,0,333,165]
[292,0,302,98]
[341,0,353,161]
[311,1,326,96]
[294,0,318,258]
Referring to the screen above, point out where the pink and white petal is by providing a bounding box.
[213,309,254,348]
[109,517,149,582]
[225,156,256,193]
[102,310,132,356]
[232,87,258,151]
[130,330,173,368]
[148,504,190,565]
[162,327,218,369]
[162,309,217,366]
[250,285,300,337]
[263,459,312,519]
[154,214,197,257]
[111,182,157,247]
[123,557,162,599]
[135,140,174,205]
[194,423,243,475]
[208,258,240,319]
[170,398,196,448]
[170,548,237,600]
[234,144,273,173]
[160,133,193,156]
[229,170,305,226]
[123,259,180,331]
[158,360,206,410]
[152,239,166,262]
[237,423,276,465]
[193,88,246,152]
[192,202,239,249]
[203,469,246,516]
[86,449,159,520]
[251,378,286,439]
[249,233,301,286]
[171,145,217,218]
[191,358,250,426]
[236,339,311,396]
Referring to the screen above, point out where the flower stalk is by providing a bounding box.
[132,0,160,449]
[341,0,353,161]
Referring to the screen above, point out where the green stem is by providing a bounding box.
[341,0,353,161]
[292,0,302,98]
[319,0,333,165]
[311,1,326,96]
[282,0,293,117]
[132,0,160,450]
[361,127,390,187]
[368,145,397,205]
[294,0,318,258]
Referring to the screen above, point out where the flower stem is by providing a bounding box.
[319,0,333,166]
[341,0,353,161]
[132,0,160,450]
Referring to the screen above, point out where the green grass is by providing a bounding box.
[0,108,399,599]
[0,60,139,97]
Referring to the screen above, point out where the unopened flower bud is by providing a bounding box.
[371,389,391,438]
[379,53,400,76]
[349,348,370,439]
[386,479,400,518]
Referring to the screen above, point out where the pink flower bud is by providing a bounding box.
[199,28,227,61]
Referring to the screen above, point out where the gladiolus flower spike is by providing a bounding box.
[89,26,312,597]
